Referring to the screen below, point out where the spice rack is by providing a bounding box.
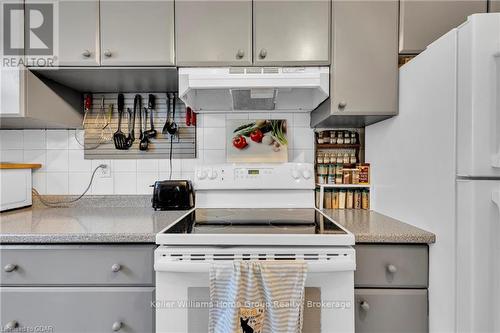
[315,128,370,211]
[316,183,371,210]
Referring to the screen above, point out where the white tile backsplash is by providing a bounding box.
[68,150,91,172]
[0,150,23,162]
[68,172,91,195]
[46,150,69,172]
[23,130,46,149]
[0,130,23,149]
[46,130,69,149]
[46,172,69,194]
[0,112,314,194]
[114,173,137,194]
[203,127,226,150]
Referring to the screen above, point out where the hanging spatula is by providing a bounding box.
[113,94,128,150]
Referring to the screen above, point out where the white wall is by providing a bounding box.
[0,112,314,195]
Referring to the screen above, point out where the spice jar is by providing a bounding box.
[330,131,336,144]
[336,154,343,164]
[361,189,370,210]
[346,190,354,209]
[327,164,336,184]
[317,131,324,144]
[324,189,332,209]
[351,132,357,144]
[317,164,328,175]
[350,153,357,164]
[317,153,324,164]
[332,189,339,209]
[335,164,343,184]
[343,152,350,164]
[352,169,360,184]
[343,169,352,184]
[344,131,351,144]
[337,131,344,144]
[338,190,346,209]
[354,190,362,209]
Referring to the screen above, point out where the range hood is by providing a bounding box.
[178,67,329,113]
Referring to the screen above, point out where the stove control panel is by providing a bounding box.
[194,163,315,190]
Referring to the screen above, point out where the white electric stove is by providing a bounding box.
[155,163,355,333]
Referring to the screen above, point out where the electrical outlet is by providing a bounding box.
[99,164,111,178]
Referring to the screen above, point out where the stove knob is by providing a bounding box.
[291,169,301,180]
[302,169,312,180]
[208,169,218,180]
[197,169,207,180]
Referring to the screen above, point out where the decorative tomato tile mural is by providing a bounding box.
[227,119,288,163]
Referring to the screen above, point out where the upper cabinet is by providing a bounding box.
[57,0,99,66]
[100,0,175,66]
[399,0,487,54]
[175,0,252,66]
[311,0,399,127]
[253,0,330,66]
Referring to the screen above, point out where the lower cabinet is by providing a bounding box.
[0,245,156,332]
[1,287,154,333]
[354,244,429,332]
[355,289,428,333]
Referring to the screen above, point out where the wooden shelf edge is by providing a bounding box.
[316,184,371,188]
[0,163,42,170]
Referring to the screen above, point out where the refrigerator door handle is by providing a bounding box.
[493,191,500,214]
[492,50,500,168]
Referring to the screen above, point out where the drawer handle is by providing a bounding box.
[82,49,91,58]
[4,264,17,272]
[259,48,267,59]
[360,301,370,312]
[4,320,18,330]
[112,321,122,331]
[104,50,112,58]
[386,264,397,274]
[111,264,122,272]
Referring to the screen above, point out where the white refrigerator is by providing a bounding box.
[366,13,500,333]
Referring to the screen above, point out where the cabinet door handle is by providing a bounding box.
[82,50,91,58]
[3,264,17,272]
[360,301,370,311]
[104,50,112,58]
[236,49,245,59]
[111,264,121,272]
[112,321,122,331]
[4,320,18,330]
[338,101,347,110]
[259,48,267,59]
[386,264,397,274]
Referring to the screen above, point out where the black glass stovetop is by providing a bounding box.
[163,208,347,235]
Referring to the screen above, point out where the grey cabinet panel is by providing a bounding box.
[490,0,500,11]
[330,0,398,116]
[253,0,330,65]
[23,0,99,66]
[0,245,154,286]
[399,0,487,54]
[0,287,154,333]
[58,0,99,66]
[355,244,428,288]
[355,289,428,333]
[100,0,175,66]
[175,0,252,66]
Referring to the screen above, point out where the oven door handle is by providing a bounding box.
[155,258,355,273]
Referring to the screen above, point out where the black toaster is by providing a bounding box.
[152,180,195,211]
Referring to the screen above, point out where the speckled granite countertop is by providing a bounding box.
[0,196,188,243]
[322,209,435,244]
[0,196,435,244]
